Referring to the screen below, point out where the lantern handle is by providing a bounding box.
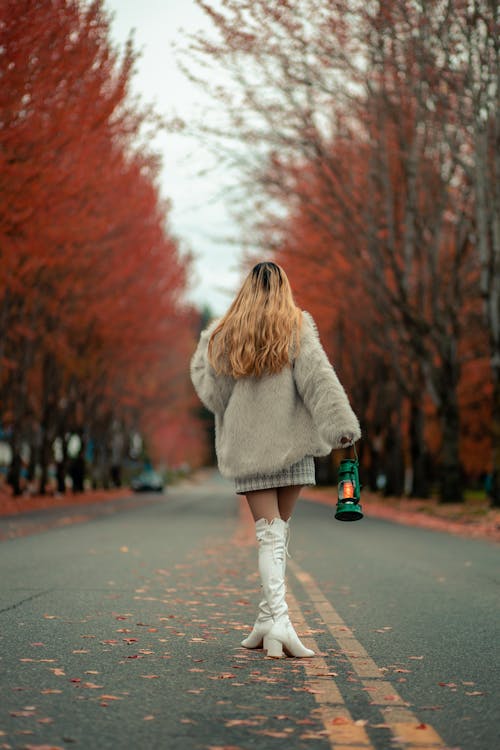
[346,442,358,462]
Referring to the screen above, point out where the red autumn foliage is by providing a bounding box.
[0,0,206,496]
[182,0,494,499]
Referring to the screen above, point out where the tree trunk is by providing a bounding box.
[384,421,405,496]
[409,398,430,498]
[7,445,22,497]
[39,429,51,496]
[439,397,463,503]
[490,371,500,506]
[56,459,66,494]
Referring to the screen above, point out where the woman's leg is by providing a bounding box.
[245,489,280,521]
[244,485,313,657]
[242,488,281,649]
[245,485,303,522]
[277,485,303,521]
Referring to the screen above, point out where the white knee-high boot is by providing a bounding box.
[241,519,289,649]
[255,518,314,659]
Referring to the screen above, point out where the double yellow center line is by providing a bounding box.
[287,559,447,749]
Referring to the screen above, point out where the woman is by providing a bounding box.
[190,262,361,658]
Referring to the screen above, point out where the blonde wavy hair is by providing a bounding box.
[208,262,302,378]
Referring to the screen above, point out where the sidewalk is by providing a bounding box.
[303,487,500,544]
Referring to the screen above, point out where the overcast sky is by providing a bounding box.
[106,0,243,315]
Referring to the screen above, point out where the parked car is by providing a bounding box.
[131,469,165,493]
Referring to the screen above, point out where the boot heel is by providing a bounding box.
[264,635,283,658]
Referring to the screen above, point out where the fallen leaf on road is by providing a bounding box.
[465,691,485,696]
[331,717,349,725]
[141,675,160,679]
[10,710,36,717]
[420,705,443,711]
[143,715,155,720]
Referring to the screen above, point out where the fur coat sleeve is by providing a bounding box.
[190,320,235,415]
[293,312,361,448]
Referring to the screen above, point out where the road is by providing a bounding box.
[0,473,498,750]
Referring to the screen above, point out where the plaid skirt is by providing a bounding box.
[234,455,316,495]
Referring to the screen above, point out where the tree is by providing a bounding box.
[179,0,489,501]
[0,0,201,495]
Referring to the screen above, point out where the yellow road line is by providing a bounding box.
[287,588,373,748]
[288,560,448,749]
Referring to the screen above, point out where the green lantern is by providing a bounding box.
[335,447,363,522]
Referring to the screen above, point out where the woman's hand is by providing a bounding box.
[340,434,355,446]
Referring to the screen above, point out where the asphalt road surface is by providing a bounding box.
[0,473,498,750]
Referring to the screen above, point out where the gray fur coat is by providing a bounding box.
[190,311,361,479]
